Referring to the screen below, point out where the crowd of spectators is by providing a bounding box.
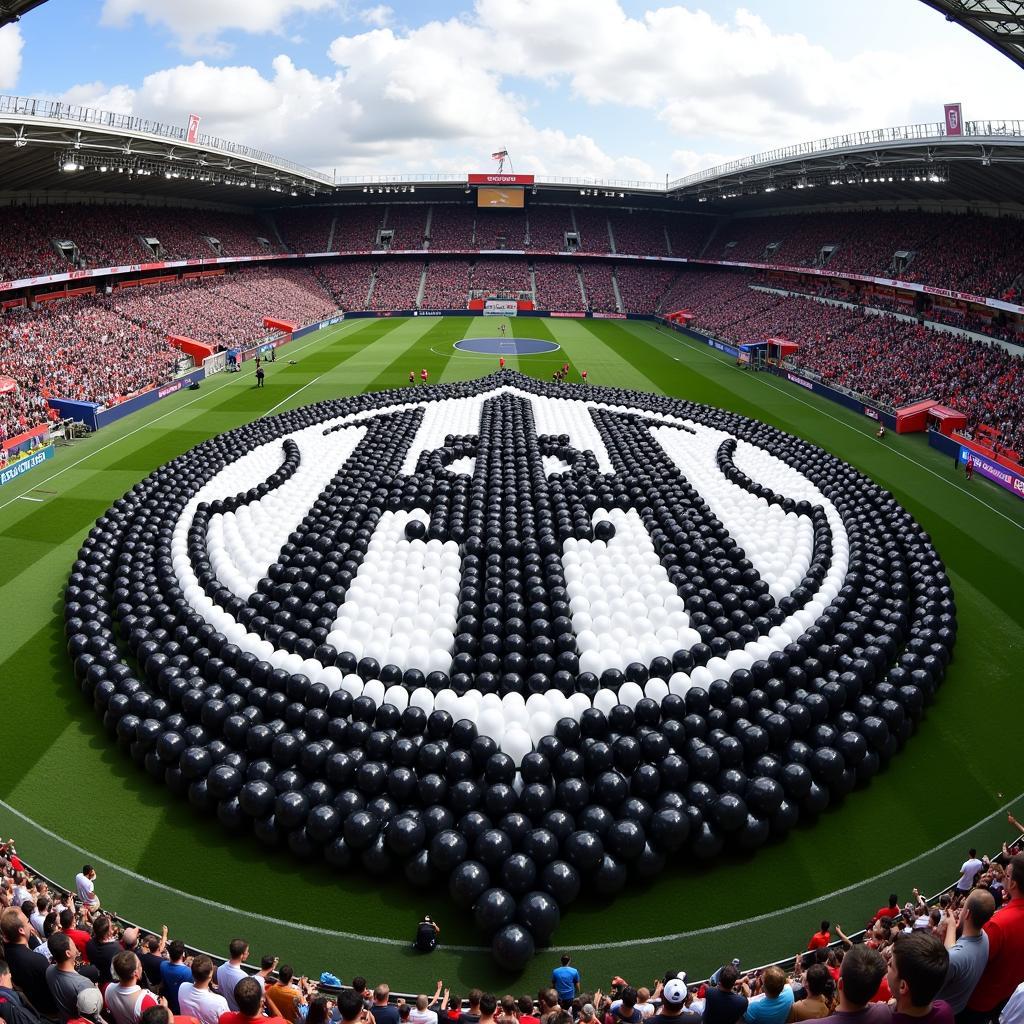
[532,262,584,311]
[332,209,386,252]
[789,311,1024,448]
[579,264,618,313]
[572,210,612,254]
[0,820,1020,1024]
[526,209,575,253]
[475,210,529,251]
[0,205,283,282]
[384,207,429,251]
[609,213,670,258]
[612,265,678,315]
[0,268,339,444]
[314,263,374,309]
[367,262,424,311]
[710,210,1024,301]
[420,261,471,309]
[426,208,478,251]
[0,297,178,419]
[470,260,532,297]
[275,211,335,253]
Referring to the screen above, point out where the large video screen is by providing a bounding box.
[477,187,524,208]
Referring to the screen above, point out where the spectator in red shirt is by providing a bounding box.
[808,922,832,952]
[218,977,288,1024]
[966,853,1024,1022]
[872,896,900,924]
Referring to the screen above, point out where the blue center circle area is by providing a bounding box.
[454,336,561,355]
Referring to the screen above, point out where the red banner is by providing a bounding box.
[187,113,201,144]
[944,103,963,137]
[467,173,535,185]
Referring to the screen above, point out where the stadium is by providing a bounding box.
[0,0,1022,1017]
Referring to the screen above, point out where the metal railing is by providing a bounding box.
[0,94,334,185]
[668,119,1024,190]
[3,97,1023,195]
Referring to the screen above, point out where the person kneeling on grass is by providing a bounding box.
[414,917,440,953]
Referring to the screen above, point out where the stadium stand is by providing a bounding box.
[333,206,385,250]
[367,260,423,310]
[0,267,337,444]
[614,264,679,314]
[383,204,429,250]
[420,260,471,309]
[426,206,477,250]
[314,260,374,309]
[609,210,670,257]
[573,208,613,254]
[712,210,1024,299]
[533,260,584,311]
[526,207,575,252]
[470,259,532,297]
[275,208,335,253]
[0,822,1019,1022]
[0,205,282,282]
[580,262,619,313]
[475,208,529,251]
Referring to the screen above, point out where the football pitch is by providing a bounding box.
[0,314,1021,991]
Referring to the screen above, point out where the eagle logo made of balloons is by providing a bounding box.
[66,373,955,967]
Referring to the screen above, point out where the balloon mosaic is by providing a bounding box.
[65,371,956,968]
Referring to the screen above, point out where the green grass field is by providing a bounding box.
[1,314,1022,994]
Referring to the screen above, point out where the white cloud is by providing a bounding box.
[100,0,337,56]
[68,1,1024,179]
[359,5,394,28]
[0,25,24,90]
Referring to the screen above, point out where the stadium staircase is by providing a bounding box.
[326,215,338,251]
[528,262,539,306]
[611,266,624,313]
[607,217,618,254]
[576,264,588,309]
[697,217,724,258]
[264,214,287,253]
[365,267,378,308]
[416,264,428,308]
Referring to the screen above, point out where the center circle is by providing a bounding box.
[454,337,561,355]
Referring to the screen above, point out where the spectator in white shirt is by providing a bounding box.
[216,939,251,1013]
[178,955,229,1024]
[75,866,99,910]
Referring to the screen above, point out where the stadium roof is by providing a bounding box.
[0,94,334,206]
[0,0,47,27]
[664,117,1024,211]
[918,0,1024,71]
[3,93,1024,214]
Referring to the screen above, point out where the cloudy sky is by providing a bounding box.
[2,0,1022,181]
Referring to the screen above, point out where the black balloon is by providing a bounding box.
[64,370,956,968]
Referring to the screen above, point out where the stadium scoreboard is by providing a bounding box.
[468,173,533,209]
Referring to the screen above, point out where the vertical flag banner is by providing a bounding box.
[944,103,963,137]
[186,114,201,144]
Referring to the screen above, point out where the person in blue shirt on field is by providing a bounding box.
[552,955,581,1008]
